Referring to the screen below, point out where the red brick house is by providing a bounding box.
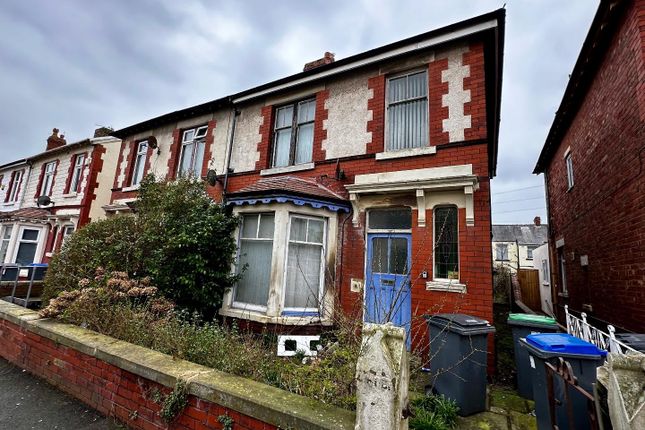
[108,10,505,352]
[534,0,645,331]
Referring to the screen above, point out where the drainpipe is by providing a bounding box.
[222,105,240,205]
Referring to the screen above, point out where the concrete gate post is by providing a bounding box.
[599,353,645,430]
[354,323,409,430]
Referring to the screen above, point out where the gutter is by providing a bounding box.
[222,106,239,203]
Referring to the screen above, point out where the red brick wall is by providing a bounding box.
[0,317,277,430]
[545,0,645,331]
[463,41,487,141]
[254,106,274,171]
[428,57,450,145]
[79,145,106,226]
[312,90,330,161]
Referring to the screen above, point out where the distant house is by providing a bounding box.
[0,128,120,266]
[107,10,506,351]
[533,0,645,331]
[492,217,548,272]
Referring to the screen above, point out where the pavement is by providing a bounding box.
[0,357,121,430]
[458,386,537,430]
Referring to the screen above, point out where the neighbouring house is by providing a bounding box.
[532,243,553,315]
[491,217,548,271]
[0,127,120,266]
[108,10,505,352]
[534,0,645,331]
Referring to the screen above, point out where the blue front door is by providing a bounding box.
[365,233,412,344]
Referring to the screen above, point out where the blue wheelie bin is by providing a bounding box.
[520,333,606,430]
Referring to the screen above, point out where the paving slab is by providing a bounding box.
[0,357,121,430]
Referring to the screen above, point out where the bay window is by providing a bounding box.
[272,99,316,168]
[387,70,428,151]
[15,228,40,266]
[433,206,459,280]
[179,126,208,177]
[0,225,12,263]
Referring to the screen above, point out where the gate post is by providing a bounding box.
[354,323,409,430]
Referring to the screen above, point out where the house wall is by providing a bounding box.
[86,137,121,223]
[544,0,645,331]
[110,39,495,357]
[492,242,537,271]
[532,243,553,315]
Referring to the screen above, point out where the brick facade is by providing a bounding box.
[540,0,645,331]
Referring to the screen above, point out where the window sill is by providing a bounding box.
[121,185,140,193]
[219,306,332,326]
[1,202,17,207]
[260,162,315,176]
[61,193,78,199]
[426,280,467,293]
[375,146,436,160]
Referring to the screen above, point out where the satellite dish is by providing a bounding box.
[36,195,53,208]
[148,136,158,149]
[206,169,219,186]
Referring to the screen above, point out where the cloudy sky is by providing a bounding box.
[0,0,597,223]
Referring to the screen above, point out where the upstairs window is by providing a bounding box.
[434,206,459,280]
[131,140,148,186]
[387,70,428,151]
[565,152,574,189]
[272,99,316,168]
[40,161,56,196]
[496,244,509,261]
[69,154,85,193]
[527,245,537,260]
[179,126,208,177]
[7,170,24,202]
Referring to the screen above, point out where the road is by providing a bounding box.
[0,357,120,430]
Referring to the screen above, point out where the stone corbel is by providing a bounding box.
[416,189,426,227]
[464,185,474,226]
[349,193,360,227]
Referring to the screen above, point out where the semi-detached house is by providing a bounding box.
[0,128,120,266]
[108,10,505,352]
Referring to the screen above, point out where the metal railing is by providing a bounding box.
[565,305,643,356]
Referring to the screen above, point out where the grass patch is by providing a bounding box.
[409,394,459,430]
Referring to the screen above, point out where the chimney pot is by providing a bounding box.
[534,216,541,226]
[303,52,335,72]
[46,127,67,151]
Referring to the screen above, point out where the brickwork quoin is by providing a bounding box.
[0,301,354,430]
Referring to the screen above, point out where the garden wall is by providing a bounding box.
[0,301,354,430]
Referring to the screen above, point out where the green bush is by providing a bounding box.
[43,216,143,303]
[43,175,240,318]
[409,394,459,430]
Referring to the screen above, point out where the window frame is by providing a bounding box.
[558,247,568,294]
[232,212,275,312]
[61,224,75,247]
[526,245,537,260]
[385,68,429,152]
[69,154,86,193]
[366,207,413,233]
[432,205,460,282]
[0,224,13,263]
[281,214,327,314]
[565,152,574,190]
[40,161,56,197]
[271,98,316,168]
[496,243,509,261]
[131,140,148,187]
[178,125,208,177]
[7,170,24,202]
[12,225,43,266]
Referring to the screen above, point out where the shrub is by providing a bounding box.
[43,175,240,318]
[43,216,143,303]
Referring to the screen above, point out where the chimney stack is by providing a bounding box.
[46,128,67,151]
[534,216,541,226]
[303,52,335,72]
[93,126,114,138]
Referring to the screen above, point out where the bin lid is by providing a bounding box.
[526,333,607,357]
[425,313,495,336]
[507,313,558,328]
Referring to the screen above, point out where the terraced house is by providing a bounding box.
[108,10,505,351]
[0,128,120,266]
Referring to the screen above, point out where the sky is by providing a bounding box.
[0,0,598,224]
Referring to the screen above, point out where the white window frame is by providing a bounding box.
[281,214,327,314]
[7,170,24,202]
[385,68,429,152]
[496,243,509,261]
[565,152,574,190]
[40,161,56,196]
[432,205,460,282]
[178,126,208,177]
[271,98,316,168]
[0,224,14,263]
[232,213,275,313]
[11,225,44,265]
[61,224,75,246]
[131,140,148,186]
[526,245,537,260]
[69,154,85,193]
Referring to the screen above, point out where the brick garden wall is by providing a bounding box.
[0,302,354,430]
[545,0,645,331]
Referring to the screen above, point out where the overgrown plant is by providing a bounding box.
[43,175,240,318]
[158,380,189,423]
[408,394,459,430]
